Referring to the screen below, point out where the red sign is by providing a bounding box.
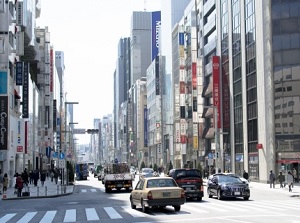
[212,56,221,128]
[257,144,263,149]
[17,146,23,152]
[192,62,197,90]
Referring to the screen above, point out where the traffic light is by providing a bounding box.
[216,152,219,158]
[86,129,99,134]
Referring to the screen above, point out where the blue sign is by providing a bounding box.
[114,158,118,164]
[59,153,65,159]
[46,147,51,157]
[52,152,58,158]
[208,153,213,159]
[151,11,161,61]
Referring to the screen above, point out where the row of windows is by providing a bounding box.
[273,49,300,66]
[248,119,258,142]
[273,33,300,51]
[273,65,300,82]
[272,2,300,20]
[275,122,295,128]
[247,102,257,120]
[272,18,300,35]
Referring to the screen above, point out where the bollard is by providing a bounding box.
[57,185,59,195]
[37,187,39,196]
[45,186,47,196]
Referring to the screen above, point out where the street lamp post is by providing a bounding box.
[63,102,79,185]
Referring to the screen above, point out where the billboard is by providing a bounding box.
[10,117,25,153]
[0,96,8,150]
[151,11,161,61]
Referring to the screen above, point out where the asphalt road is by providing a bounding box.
[1,174,300,223]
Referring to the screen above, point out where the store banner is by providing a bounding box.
[15,62,23,85]
[22,62,29,118]
[0,96,8,150]
[212,56,221,128]
[0,70,8,94]
[10,117,25,153]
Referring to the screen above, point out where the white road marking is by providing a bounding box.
[85,208,99,221]
[64,209,76,222]
[16,212,37,223]
[104,207,122,219]
[39,210,56,223]
[0,213,17,223]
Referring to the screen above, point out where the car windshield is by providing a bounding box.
[175,169,201,179]
[218,175,243,183]
[147,179,177,188]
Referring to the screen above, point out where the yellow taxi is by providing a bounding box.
[129,177,185,213]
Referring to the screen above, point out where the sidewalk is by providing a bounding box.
[1,178,74,200]
[203,179,300,197]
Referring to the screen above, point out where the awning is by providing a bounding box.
[14,89,21,99]
[202,126,215,139]
[201,107,214,118]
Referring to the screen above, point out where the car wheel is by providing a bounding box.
[244,196,249,200]
[174,205,181,212]
[197,197,202,201]
[130,197,136,209]
[217,189,222,200]
[207,188,212,198]
[105,187,111,193]
[141,200,149,213]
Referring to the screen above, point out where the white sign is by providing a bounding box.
[58,159,65,168]
[208,159,213,166]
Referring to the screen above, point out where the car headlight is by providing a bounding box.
[221,185,229,190]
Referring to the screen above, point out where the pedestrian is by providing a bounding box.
[277,171,285,188]
[33,170,39,186]
[54,170,59,184]
[16,174,24,197]
[13,173,18,195]
[50,170,54,182]
[22,169,29,187]
[287,171,294,192]
[29,170,34,184]
[292,167,297,183]
[40,170,46,186]
[243,170,249,181]
[269,170,275,188]
[2,173,8,194]
[0,170,3,195]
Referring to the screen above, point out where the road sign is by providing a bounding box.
[73,128,86,134]
[52,152,58,158]
[58,159,65,168]
[59,152,65,159]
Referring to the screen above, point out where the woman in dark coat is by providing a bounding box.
[40,170,46,186]
[33,170,39,186]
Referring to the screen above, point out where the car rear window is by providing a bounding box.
[147,179,177,188]
[174,169,202,179]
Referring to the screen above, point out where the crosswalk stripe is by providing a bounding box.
[85,208,99,221]
[16,212,37,223]
[182,204,208,213]
[122,206,146,217]
[91,189,97,192]
[258,201,298,210]
[104,207,122,219]
[81,189,87,193]
[197,203,227,212]
[0,213,17,223]
[39,211,56,223]
[64,209,76,222]
[243,202,281,211]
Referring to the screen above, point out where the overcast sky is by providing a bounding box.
[36,0,161,143]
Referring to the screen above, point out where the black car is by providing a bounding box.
[168,168,204,201]
[207,173,250,200]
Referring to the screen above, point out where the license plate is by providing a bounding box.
[163,192,170,197]
[185,187,192,191]
[234,192,240,195]
[117,184,123,187]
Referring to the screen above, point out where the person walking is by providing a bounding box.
[269,170,276,188]
[287,171,294,192]
[243,170,249,181]
[40,170,46,186]
[54,169,59,184]
[292,167,297,183]
[277,171,285,188]
[0,170,3,195]
[33,170,39,186]
[2,173,8,194]
[16,174,24,197]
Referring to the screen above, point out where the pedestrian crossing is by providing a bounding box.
[0,200,299,222]
[80,188,103,193]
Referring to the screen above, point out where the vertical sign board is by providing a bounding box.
[53,100,57,129]
[155,56,160,95]
[22,63,29,118]
[50,48,54,92]
[0,71,8,94]
[151,11,161,61]
[144,108,148,147]
[16,119,25,153]
[212,56,221,129]
[0,96,8,150]
[15,62,23,85]
[222,63,230,128]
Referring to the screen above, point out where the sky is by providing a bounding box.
[36,0,162,144]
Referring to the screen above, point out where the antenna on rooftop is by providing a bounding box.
[144,0,147,11]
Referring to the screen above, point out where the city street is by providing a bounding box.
[0,174,300,223]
